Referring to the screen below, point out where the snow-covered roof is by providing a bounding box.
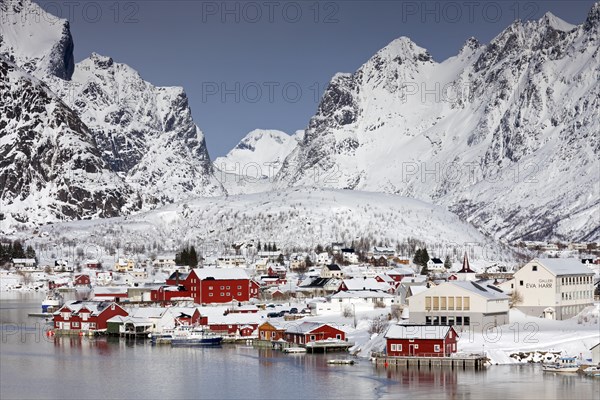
[12,258,36,264]
[193,268,249,280]
[285,321,331,334]
[535,258,594,276]
[341,277,390,292]
[385,325,454,340]
[208,313,262,325]
[448,281,508,300]
[331,290,394,299]
[408,286,428,296]
[388,267,414,276]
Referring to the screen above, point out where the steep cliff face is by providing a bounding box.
[0,0,74,80]
[47,53,225,204]
[0,57,137,228]
[277,6,600,241]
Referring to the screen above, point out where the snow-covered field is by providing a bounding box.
[319,306,600,364]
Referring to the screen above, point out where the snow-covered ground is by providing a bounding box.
[290,304,600,365]
[459,307,600,364]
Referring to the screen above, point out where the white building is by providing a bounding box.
[510,258,595,320]
[320,264,344,279]
[316,252,330,266]
[12,258,37,270]
[216,255,247,268]
[330,290,396,312]
[427,258,446,273]
[153,255,176,269]
[591,343,600,365]
[408,281,510,331]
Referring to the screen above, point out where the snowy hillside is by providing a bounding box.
[0,57,137,228]
[277,5,600,242]
[213,129,300,195]
[31,188,512,263]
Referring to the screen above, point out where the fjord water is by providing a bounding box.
[1,293,598,399]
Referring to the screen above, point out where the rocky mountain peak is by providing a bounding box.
[0,0,74,80]
[584,1,600,31]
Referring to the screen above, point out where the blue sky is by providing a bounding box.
[36,0,597,157]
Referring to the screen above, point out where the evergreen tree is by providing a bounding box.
[421,248,430,266]
[12,241,25,259]
[412,249,422,266]
[304,255,313,268]
[189,246,198,267]
[315,244,324,254]
[257,241,262,252]
[25,245,36,260]
[444,255,452,269]
[277,253,285,265]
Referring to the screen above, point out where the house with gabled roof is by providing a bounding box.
[385,324,458,357]
[510,258,594,320]
[53,301,128,332]
[284,321,345,345]
[151,268,260,304]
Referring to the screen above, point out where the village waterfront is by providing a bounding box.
[1,292,598,400]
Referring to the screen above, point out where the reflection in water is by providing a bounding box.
[2,293,599,400]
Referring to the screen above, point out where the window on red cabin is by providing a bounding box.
[237,285,242,289]
[434,345,440,352]
[237,292,242,296]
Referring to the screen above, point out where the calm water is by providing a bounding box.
[1,293,599,400]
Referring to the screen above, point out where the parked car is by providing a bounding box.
[267,312,281,318]
[289,308,298,314]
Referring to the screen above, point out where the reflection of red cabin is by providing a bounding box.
[53,302,128,332]
[285,322,345,345]
[74,274,91,286]
[385,325,458,357]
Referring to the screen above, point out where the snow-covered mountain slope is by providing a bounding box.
[47,53,225,203]
[34,188,513,262]
[214,129,298,178]
[277,5,600,242]
[0,0,74,80]
[213,129,300,195]
[0,57,137,230]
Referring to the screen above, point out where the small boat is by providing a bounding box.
[583,366,600,377]
[41,292,63,313]
[169,326,223,346]
[283,347,307,354]
[327,359,355,365]
[542,357,580,373]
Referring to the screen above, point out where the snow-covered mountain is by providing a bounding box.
[47,53,224,204]
[34,187,513,262]
[0,0,74,80]
[277,5,600,242]
[0,0,224,231]
[213,129,300,194]
[0,57,137,228]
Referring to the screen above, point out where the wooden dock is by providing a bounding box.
[373,354,487,370]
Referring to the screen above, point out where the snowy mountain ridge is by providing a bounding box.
[276,5,600,242]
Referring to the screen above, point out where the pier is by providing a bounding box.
[373,353,487,370]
